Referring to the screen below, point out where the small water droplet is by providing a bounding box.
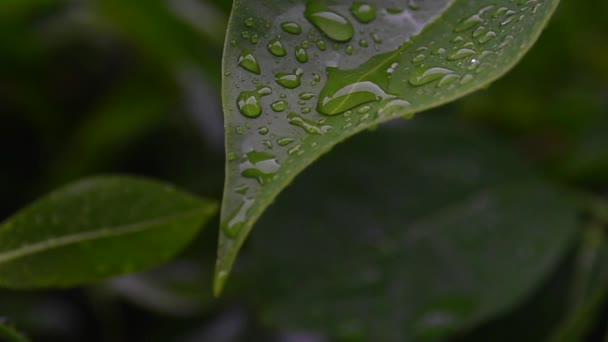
[288,112,332,134]
[238,50,261,74]
[409,67,456,86]
[437,74,460,87]
[258,126,269,135]
[299,92,315,100]
[454,13,484,33]
[305,0,354,42]
[295,45,309,63]
[271,100,288,112]
[275,68,304,89]
[268,36,287,57]
[281,21,302,35]
[277,137,295,146]
[244,17,254,28]
[346,45,354,55]
[412,54,426,63]
[359,39,369,48]
[350,2,377,23]
[378,98,411,117]
[447,48,476,60]
[316,39,327,51]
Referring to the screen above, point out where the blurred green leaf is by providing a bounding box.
[0,319,29,342]
[217,0,562,292]
[0,176,217,289]
[232,115,579,341]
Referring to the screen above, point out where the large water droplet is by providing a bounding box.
[447,48,476,61]
[240,150,280,184]
[268,36,287,57]
[318,81,389,115]
[271,100,288,112]
[237,86,272,118]
[275,68,304,89]
[350,2,377,23]
[238,50,261,74]
[305,0,354,42]
[409,67,456,86]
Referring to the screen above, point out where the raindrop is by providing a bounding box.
[281,21,302,35]
[275,68,304,89]
[409,67,456,86]
[350,2,377,23]
[295,45,309,63]
[271,100,288,112]
[268,36,287,57]
[237,86,272,118]
[238,50,261,74]
[240,150,280,184]
[288,112,332,134]
[305,0,354,42]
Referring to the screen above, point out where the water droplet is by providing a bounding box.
[238,50,261,74]
[447,48,476,60]
[316,39,327,51]
[240,150,280,184]
[263,140,273,149]
[275,68,304,89]
[288,112,332,134]
[472,26,487,38]
[378,98,411,117]
[295,45,309,63]
[437,74,460,87]
[258,126,269,135]
[271,100,288,112]
[346,45,354,55]
[460,74,474,84]
[288,144,302,156]
[244,17,254,28]
[454,13,484,33]
[412,54,426,63]
[409,67,456,86]
[223,197,255,237]
[305,0,354,42]
[371,32,382,44]
[277,137,295,146]
[281,21,302,35]
[300,92,315,100]
[433,48,446,55]
[350,2,377,23]
[250,34,260,44]
[318,80,391,115]
[479,31,496,44]
[359,39,369,48]
[237,86,272,118]
[268,36,287,57]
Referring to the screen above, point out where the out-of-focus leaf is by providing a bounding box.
[0,176,217,288]
[217,0,562,292]
[232,115,578,341]
[0,319,29,342]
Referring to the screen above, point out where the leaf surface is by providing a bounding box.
[218,0,561,292]
[234,115,578,341]
[0,176,217,288]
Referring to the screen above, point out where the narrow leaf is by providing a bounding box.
[217,0,561,293]
[0,176,217,288]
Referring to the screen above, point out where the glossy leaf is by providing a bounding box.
[217,0,561,292]
[234,116,578,341]
[0,176,217,288]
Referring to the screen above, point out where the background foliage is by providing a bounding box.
[1,0,607,341]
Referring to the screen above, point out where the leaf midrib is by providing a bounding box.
[0,209,203,265]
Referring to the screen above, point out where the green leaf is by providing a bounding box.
[0,176,217,289]
[233,115,579,341]
[0,319,29,342]
[217,0,561,292]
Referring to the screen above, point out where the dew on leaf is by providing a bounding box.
[275,68,304,89]
[240,150,281,184]
[238,50,261,74]
[237,86,272,118]
[277,137,295,146]
[281,21,302,35]
[318,80,391,116]
[271,100,288,112]
[295,45,309,63]
[409,67,456,86]
[350,2,377,24]
[447,48,476,60]
[223,197,255,238]
[288,112,332,134]
[305,0,354,42]
[268,36,287,56]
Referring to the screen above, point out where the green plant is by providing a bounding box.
[2,0,608,341]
